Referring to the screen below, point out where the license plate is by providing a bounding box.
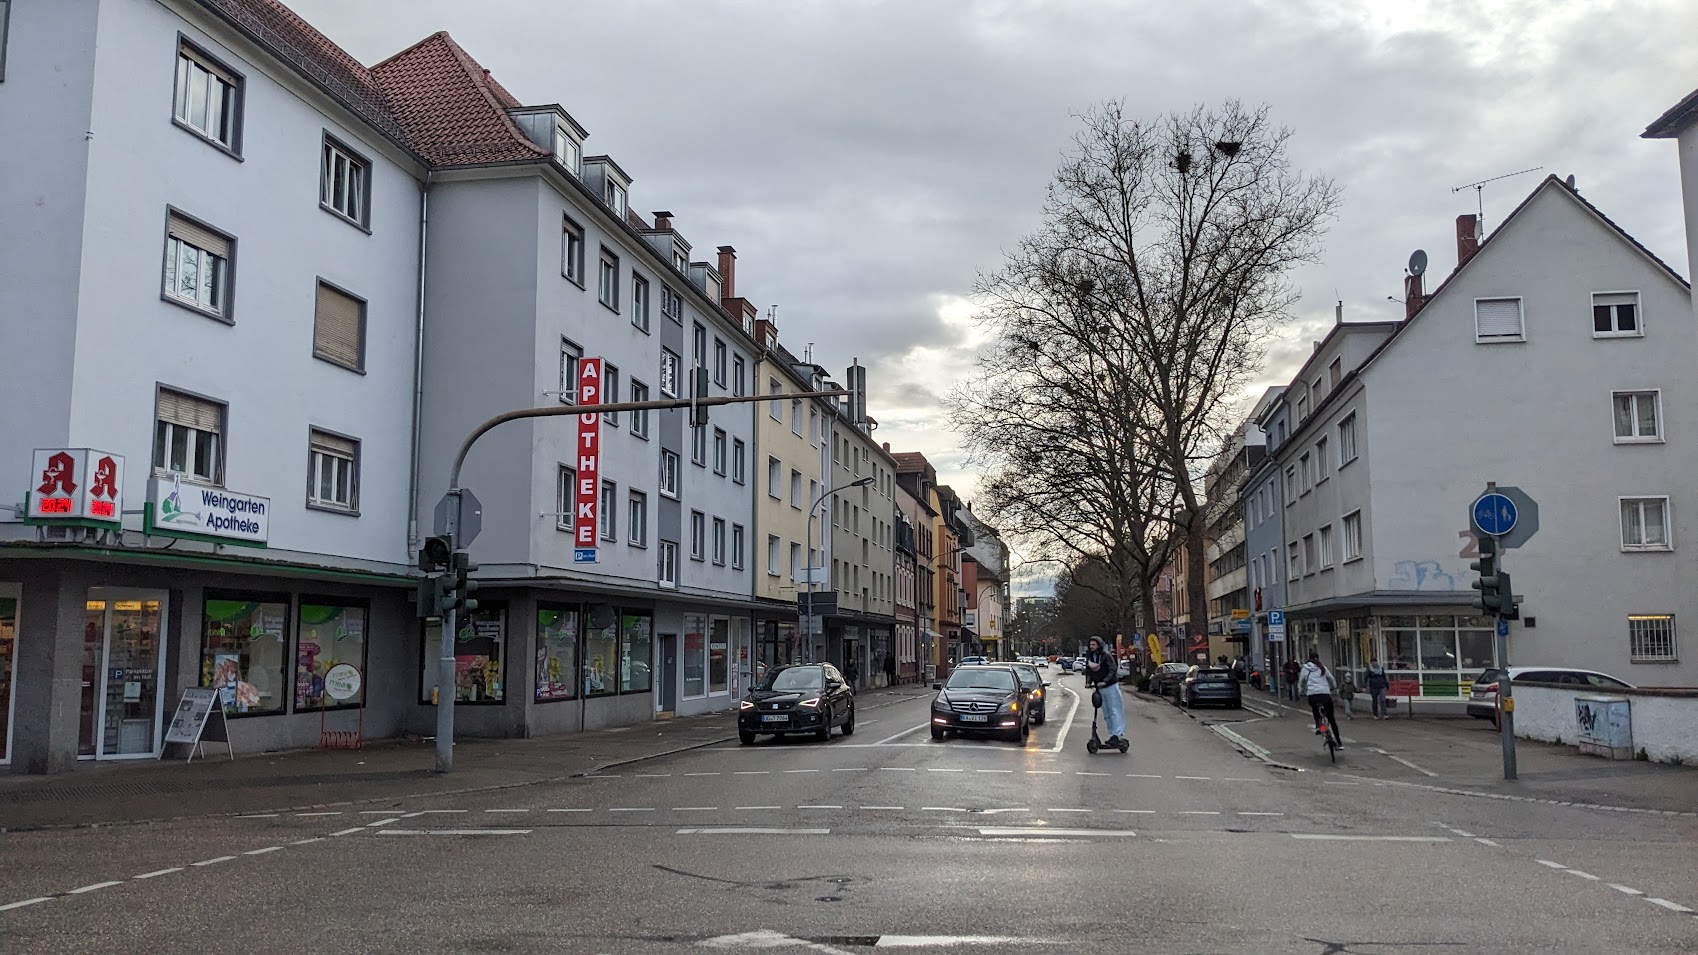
[959,714,989,723]
[760,714,788,722]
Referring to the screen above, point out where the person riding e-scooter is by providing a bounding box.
[1080,636,1125,749]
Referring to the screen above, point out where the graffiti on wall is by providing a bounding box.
[1388,560,1458,591]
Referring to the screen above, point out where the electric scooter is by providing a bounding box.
[1084,687,1131,754]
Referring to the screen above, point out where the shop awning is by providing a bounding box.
[1283,591,1477,616]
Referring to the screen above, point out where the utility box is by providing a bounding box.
[1576,695,1633,760]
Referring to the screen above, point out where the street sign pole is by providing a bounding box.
[435,489,461,774]
[1495,532,1517,781]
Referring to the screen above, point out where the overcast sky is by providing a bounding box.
[294,0,1696,589]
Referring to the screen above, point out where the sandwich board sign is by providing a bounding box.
[163,687,233,762]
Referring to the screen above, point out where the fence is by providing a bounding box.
[1513,682,1698,765]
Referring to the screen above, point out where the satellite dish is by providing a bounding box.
[1408,249,1428,277]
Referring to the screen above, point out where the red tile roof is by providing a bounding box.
[371,32,546,166]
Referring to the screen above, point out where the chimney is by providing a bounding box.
[652,210,673,232]
[754,318,778,349]
[1404,272,1425,320]
[716,245,737,299]
[882,442,891,452]
[1456,214,1480,267]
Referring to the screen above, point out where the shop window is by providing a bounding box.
[583,613,618,697]
[622,613,653,693]
[0,593,15,764]
[201,595,289,716]
[683,614,707,698]
[536,606,578,701]
[295,601,367,709]
[421,606,504,704]
[709,617,730,694]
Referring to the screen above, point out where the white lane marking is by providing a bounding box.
[0,898,53,912]
[1175,776,1212,781]
[1044,685,1083,753]
[1178,811,1221,816]
[133,867,184,880]
[927,768,964,773]
[1609,884,1645,896]
[1370,747,1440,777]
[238,813,279,818]
[1025,770,1061,775]
[978,808,1030,814]
[873,936,1030,948]
[1238,812,1284,816]
[798,805,844,810]
[1048,808,1091,813]
[736,805,782,810]
[1475,838,1502,847]
[862,806,905,810]
[296,811,342,817]
[1292,835,1451,842]
[1447,828,1477,838]
[784,769,820,774]
[1223,778,1261,782]
[874,723,930,745]
[1076,772,1110,777]
[734,771,770,775]
[191,856,237,866]
[1648,898,1695,913]
[699,930,858,954]
[1537,860,1569,869]
[978,828,1136,838]
[635,773,671,778]
[1115,809,1155,814]
[68,881,123,895]
[358,810,398,815]
[547,808,592,813]
[410,809,467,815]
[1566,870,1602,881]
[289,838,324,846]
[921,806,969,812]
[833,767,868,772]
[674,806,718,811]
[1127,773,1163,779]
[378,829,531,836]
[329,828,365,837]
[365,818,401,827]
[881,767,916,772]
[583,774,622,778]
[685,772,721,777]
[608,807,655,813]
[975,769,1013,774]
[243,846,285,855]
[677,828,829,835]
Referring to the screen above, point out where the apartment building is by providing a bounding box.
[1239,386,1287,672]
[749,321,823,674]
[893,480,922,683]
[1267,177,1697,694]
[961,505,1011,659]
[821,375,898,687]
[1201,423,1262,664]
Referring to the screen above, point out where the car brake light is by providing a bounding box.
[1483,682,1499,693]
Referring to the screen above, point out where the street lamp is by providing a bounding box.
[803,475,875,663]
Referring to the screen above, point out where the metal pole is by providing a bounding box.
[1496,528,1517,780]
[804,500,817,664]
[434,489,462,773]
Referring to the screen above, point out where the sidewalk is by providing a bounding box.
[0,685,933,831]
[1206,690,1698,815]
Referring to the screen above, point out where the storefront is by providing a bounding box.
[1285,608,1500,701]
[0,584,16,764]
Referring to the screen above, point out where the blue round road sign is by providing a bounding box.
[1474,493,1519,536]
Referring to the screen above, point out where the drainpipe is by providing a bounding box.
[406,172,432,555]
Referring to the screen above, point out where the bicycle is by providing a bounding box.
[1316,713,1338,762]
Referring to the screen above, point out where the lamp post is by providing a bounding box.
[803,475,875,664]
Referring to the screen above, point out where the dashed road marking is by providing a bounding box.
[364,818,401,827]
[1566,870,1602,881]
[296,811,342,817]
[242,846,285,855]
[134,867,183,880]
[1475,838,1502,847]
[608,807,655,813]
[735,805,782,810]
[1238,812,1284,816]
[1610,884,1646,896]
[675,806,718,811]
[547,808,592,813]
[978,828,1136,838]
[1537,860,1568,870]
[67,881,122,895]
[798,805,844,810]
[378,829,531,836]
[238,813,279,818]
[685,772,721,777]
[1175,776,1211,781]
[0,898,53,912]
[1127,774,1163,779]
[863,806,904,810]
[329,828,365,837]
[784,769,820,774]
[733,771,770,775]
[190,856,237,866]
[976,769,1013,774]
[1292,835,1450,842]
[1648,898,1694,913]
[635,773,672,778]
[677,827,828,835]
[1076,772,1110,777]
[927,768,964,773]
[1178,811,1221,816]
[832,768,867,772]
[289,837,324,846]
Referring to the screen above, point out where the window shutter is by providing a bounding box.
[1475,298,1523,338]
[314,282,364,368]
[310,429,357,458]
[158,389,223,432]
[167,213,230,259]
[1594,292,1637,308]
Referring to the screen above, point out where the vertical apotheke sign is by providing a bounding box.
[573,358,603,563]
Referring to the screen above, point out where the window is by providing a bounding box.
[683,614,706,698]
[163,212,232,317]
[583,613,617,698]
[1343,510,1363,562]
[709,617,730,695]
[632,275,650,332]
[551,124,581,176]
[661,286,682,322]
[173,43,241,150]
[421,606,504,704]
[627,491,648,547]
[200,594,287,715]
[790,469,803,508]
[620,613,652,692]
[1299,453,1312,494]
[809,480,819,510]
[559,339,582,404]
[713,339,728,386]
[598,249,620,309]
[658,542,678,588]
[1283,466,1296,504]
[1629,615,1677,663]
[767,457,781,499]
[1318,524,1334,569]
[659,450,680,498]
[1593,291,1641,337]
[733,356,746,397]
[629,380,650,438]
[307,429,359,512]
[556,466,576,532]
[693,323,707,369]
[732,439,747,484]
[154,388,224,484]
[809,408,820,445]
[790,542,802,581]
[731,524,745,570]
[562,217,586,285]
[791,399,804,436]
[1612,391,1661,443]
[602,364,620,426]
[1302,534,1316,575]
[0,0,9,82]
[1287,542,1301,580]
[1316,438,1330,481]
[712,517,727,565]
[297,601,367,709]
[712,428,727,475]
[1621,497,1671,551]
[1475,297,1525,342]
[769,378,784,420]
[1338,414,1358,466]
[604,179,627,218]
[1296,392,1310,421]
[690,511,706,560]
[767,535,781,576]
[536,606,578,701]
[660,349,680,397]
[1328,358,1342,389]
[319,136,369,226]
[691,421,707,465]
[599,481,616,541]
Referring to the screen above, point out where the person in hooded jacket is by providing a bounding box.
[1081,636,1125,746]
[1299,651,1343,748]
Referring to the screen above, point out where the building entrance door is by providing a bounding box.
[79,590,168,760]
[658,633,677,714]
[0,585,16,764]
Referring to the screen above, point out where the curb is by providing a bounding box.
[1210,724,1303,773]
[1340,772,1698,819]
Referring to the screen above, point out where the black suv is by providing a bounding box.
[1010,661,1049,725]
[738,664,856,743]
[930,665,1030,743]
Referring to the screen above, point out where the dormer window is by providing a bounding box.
[604,180,627,217]
[672,249,688,273]
[552,125,581,177]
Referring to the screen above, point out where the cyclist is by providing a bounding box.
[1080,636,1124,748]
[1298,651,1343,750]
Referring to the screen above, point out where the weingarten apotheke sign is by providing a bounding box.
[145,473,270,546]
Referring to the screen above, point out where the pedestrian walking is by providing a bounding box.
[1282,657,1301,702]
[1338,671,1357,719]
[884,651,896,687]
[1365,657,1390,719]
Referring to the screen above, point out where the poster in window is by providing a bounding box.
[201,598,289,715]
[536,607,578,701]
[296,603,367,709]
[421,607,505,703]
[683,614,706,697]
[584,614,617,697]
[708,617,729,694]
[621,614,652,693]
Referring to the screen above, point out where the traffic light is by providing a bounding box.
[417,576,441,620]
[440,550,480,615]
[1498,571,1520,621]
[419,534,453,573]
[1471,535,1505,615]
[689,366,710,428]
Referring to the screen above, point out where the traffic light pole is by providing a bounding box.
[1494,531,1517,781]
[428,388,850,773]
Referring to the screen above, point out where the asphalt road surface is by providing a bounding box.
[4,671,1697,954]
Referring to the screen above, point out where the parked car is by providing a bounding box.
[1010,661,1049,725]
[738,663,856,744]
[1149,662,1190,698]
[1175,665,1242,709]
[959,655,990,667]
[1117,659,1132,680]
[930,665,1030,743]
[1467,667,1635,721]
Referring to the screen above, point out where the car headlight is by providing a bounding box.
[739,700,755,710]
[1032,689,1043,699]
[933,698,950,711]
[799,697,821,708]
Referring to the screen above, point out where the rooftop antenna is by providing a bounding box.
[805,342,814,363]
[1452,166,1542,233]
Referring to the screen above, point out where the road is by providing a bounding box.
[4,670,1697,953]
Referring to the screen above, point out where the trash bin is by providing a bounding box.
[1575,695,1632,760]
